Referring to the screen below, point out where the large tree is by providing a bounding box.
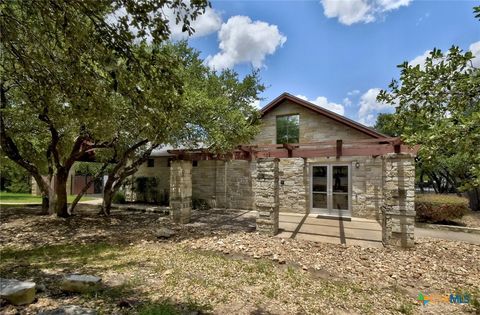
[378,40,480,209]
[99,42,264,215]
[0,0,208,216]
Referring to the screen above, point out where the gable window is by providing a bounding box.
[276,114,299,144]
[147,159,155,167]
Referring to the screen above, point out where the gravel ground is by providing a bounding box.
[0,206,479,314]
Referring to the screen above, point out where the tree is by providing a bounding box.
[0,155,31,193]
[378,43,480,209]
[0,0,208,216]
[99,42,264,215]
[373,113,399,137]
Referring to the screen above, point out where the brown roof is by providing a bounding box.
[260,92,386,139]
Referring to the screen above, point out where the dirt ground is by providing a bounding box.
[456,211,480,228]
[0,205,479,314]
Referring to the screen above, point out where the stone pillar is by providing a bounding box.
[169,160,192,224]
[381,153,416,248]
[253,158,279,236]
[278,158,307,213]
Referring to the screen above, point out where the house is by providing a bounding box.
[130,93,417,247]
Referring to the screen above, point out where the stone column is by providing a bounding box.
[381,153,416,248]
[169,160,192,224]
[253,158,279,236]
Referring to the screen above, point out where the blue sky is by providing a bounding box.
[175,0,479,125]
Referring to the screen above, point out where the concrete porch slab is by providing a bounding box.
[278,213,384,248]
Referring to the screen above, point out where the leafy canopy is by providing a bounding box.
[378,46,480,190]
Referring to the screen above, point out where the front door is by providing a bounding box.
[311,164,351,217]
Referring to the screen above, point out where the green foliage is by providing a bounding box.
[75,162,112,176]
[192,198,210,210]
[168,42,264,152]
[134,177,160,203]
[378,46,480,192]
[373,113,399,137]
[0,156,31,193]
[0,0,208,215]
[112,191,126,204]
[474,6,480,20]
[415,194,470,222]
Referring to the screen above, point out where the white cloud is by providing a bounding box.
[409,50,431,69]
[320,0,411,25]
[409,41,480,69]
[378,0,411,11]
[168,7,222,40]
[469,41,480,68]
[347,89,360,96]
[343,97,352,106]
[250,99,261,108]
[106,5,221,42]
[357,88,395,125]
[206,16,287,70]
[296,95,345,115]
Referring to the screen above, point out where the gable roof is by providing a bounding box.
[260,92,386,139]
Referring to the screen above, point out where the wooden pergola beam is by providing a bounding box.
[165,138,418,161]
[336,139,342,158]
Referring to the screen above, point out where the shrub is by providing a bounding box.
[415,194,470,223]
[192,199,210,210]
[112,191,126,204]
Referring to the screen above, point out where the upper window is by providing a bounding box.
[276,114,299,144]
[147,159,155,167]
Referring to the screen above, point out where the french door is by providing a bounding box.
[311,164,351,217]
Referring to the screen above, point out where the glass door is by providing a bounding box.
[311,164,351,217]
[312,166,328,211]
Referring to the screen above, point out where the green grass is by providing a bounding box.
[0,192,96,203]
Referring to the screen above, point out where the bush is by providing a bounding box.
[415,194,470,223]
[112,191,126,204]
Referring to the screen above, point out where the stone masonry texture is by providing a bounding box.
[253,158,279,235]
[381,153,416,248]
[169,160,192,224]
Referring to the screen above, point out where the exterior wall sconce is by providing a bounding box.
[355,161,360,168]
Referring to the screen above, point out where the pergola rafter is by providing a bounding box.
[167,137,419,161]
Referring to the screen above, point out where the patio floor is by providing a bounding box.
[186,209,384,248]
[278,213,384,248]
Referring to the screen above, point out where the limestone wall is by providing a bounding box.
[381,153,416,247]
[169,160,192,223]
[304,156,384,219]
[191,160,254,209]
[253,158,279,235]
[133,157,170,199]
[278,158,307,213]
[252,100,372,145]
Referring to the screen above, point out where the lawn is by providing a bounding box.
[0,192,96,204]
[0,206,479,314]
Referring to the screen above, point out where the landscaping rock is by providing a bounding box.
[36,283,46,293]
[38,305,97,315]
[60,275,101,293]
[155,227,176,239]
[0,278,36,305]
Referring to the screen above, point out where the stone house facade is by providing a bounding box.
[130,93,416,247]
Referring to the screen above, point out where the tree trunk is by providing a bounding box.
[101,176,115,216]
[54,169,69,217]
[68,163,109,215]
[465,188,480,211]
[41,195,49,214]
